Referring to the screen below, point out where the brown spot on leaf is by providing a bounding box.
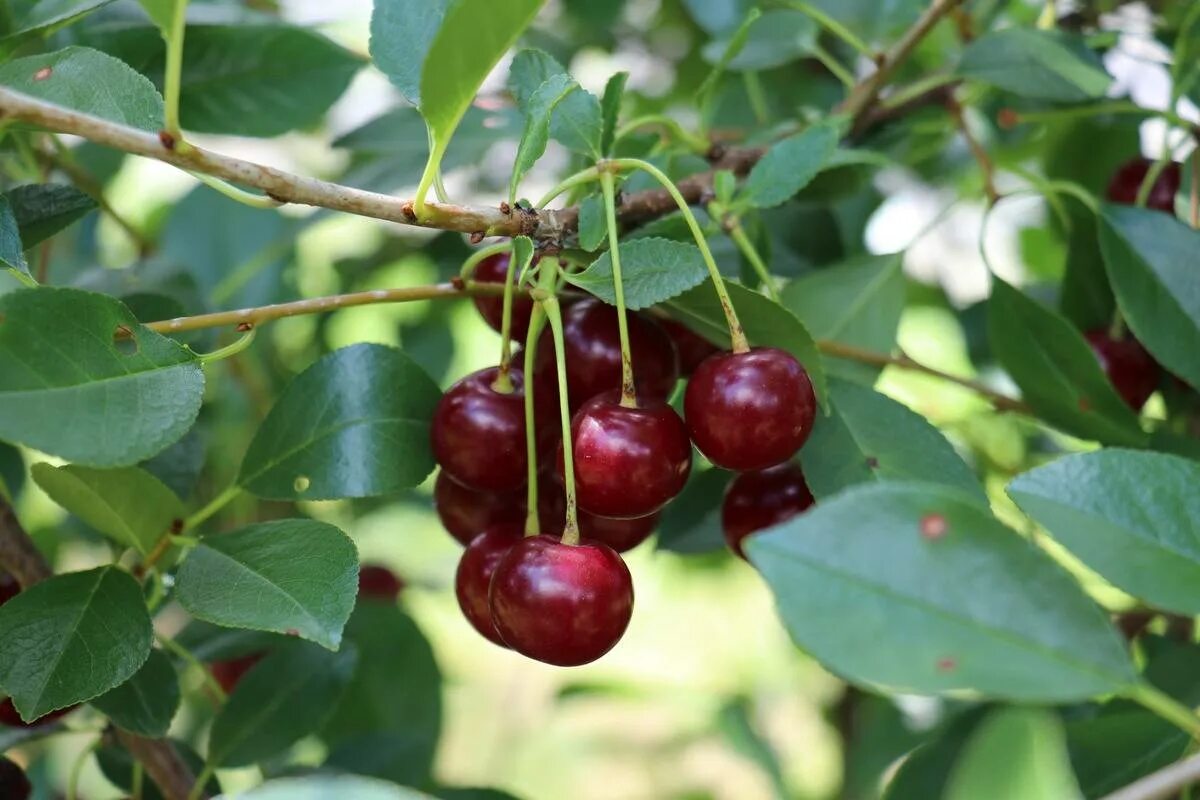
[170,518,184,534]
[33,67,52,81]
[1078,397,1092,412]
[286,628,299,637]
[997,108,1020,129]
[936,656,957,672]
[865,456,879,469]
[919,513,948,540]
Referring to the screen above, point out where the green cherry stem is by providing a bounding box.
[614,114,710,154]
[610,157,749,352]
[719,209,780,302]
[600,170,638,408]
[188,764,216,800]
[162,0,190,141]
[494,241,519,393]
[183,485,242,532]
[187,170,284,210]
[458,242,510,281]
[535,165,602,209]
[157,633,228,704]
[522,301,548,537]
[1127,682,1200,741]
[195,326,257,365]
[66,737,102,800]
[540,292,581,545]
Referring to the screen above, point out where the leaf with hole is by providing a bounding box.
[567,238,710,310]
[90,649,179,737]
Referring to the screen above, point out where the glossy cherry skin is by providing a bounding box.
[1106,157,1181,213]
[433,470,525,546]
[536,298,679,411]
[561,392,692,518]
[489,534,634,666]
[0,757,30,800]
[358,564,404,601]
[0,573,18,607]
[1085,329,1161,410]
[210,653,264,695]
[0,697,74,728]
[685,348,817,472]
[472,252,536,340]
[432,366,547,493]
[535,479,658,552]
[659,318,720,375]
[455,524,524,646]
[722,463,815,558]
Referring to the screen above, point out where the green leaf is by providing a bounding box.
[1009,449,1200,615]
[600,71,628,156]
[576,194,606,252]
[0,46,163,130]
[3,0,115,41]
[1098,204,1200,392]
[420,0,544,165]
[508,49,566,113]
[0,443,24,502]
[134,0,175,31]
[369,0,451,106]
[90,649,179,737]
[701,9,817,71]
[1067,707,1189,798]
[567,238,710,310]
[958,29,1112,102]
[747,482,1136,701]
[799,378,985,503]
[883,709,988,800]
[0,566,152,721]
[7,184,97,248]
[31,463,182,555]
[505,48,601,157]
[174,519,359,651]
[207,641,357,767]
[665,279,828,408]
[238,344,441,500]
[987,278,1146,446]
[781,253,904,382]
[0,197,29,280]
[739,123,840,209]
[0,288,204,467]
[237,776,430,800]
[655,468,731,554]
[697,8,760,113]
[945,708,1083,800]
[510,74,578,204]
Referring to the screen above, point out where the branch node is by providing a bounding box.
[469,231,485,244]
[450,276,466,291]
[158,130,176,150]
[499,201,511,215]
[400,201,417,221]
[235,322,254,332]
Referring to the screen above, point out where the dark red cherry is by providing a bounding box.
[536,298,679,411]
[0,573,18,607]
[455,525,524,646]
[580,511,659,553]
[659,318,720,375]
[472,252,536,340]
[210,653,264,695]
[434,470,525,546]
[1085,329,1161,410]
[722,463,815,558]
[1106,157,1181,213]
[561,392,692,518]
[432,366,548,493]
[685,348,817,471]
[489,534,633,666]
[358,564,404,601]
[0,697,73,728]
[0,757,30,800]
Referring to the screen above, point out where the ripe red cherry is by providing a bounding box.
[536,298,679,410]
[1106,157,1181,213]
[455,525,523,646]
[531,479,659,552]
[210,653,264,695]
[684,348,817,471]
[431,366,546,493]
[433,470,525,546]
[0,757,30,800]
[659,319,720,375]
[0,697,73,728]
[722,464,815,558]
[472,252,536,340]
[489,535,633,666]
[0,573,18,607]
[358,564,404,601]
[1085,329,1161,410]
[561,392,692,518]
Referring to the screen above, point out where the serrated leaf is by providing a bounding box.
[740,123,840,209]
[510,74,578,204]
[7,184,97,248]
[0,197,28,279]
[174,519,358,651]
[799,378,984,503]
[3,0,115,41]
[747,482,1136,701]
[577,194,606,252]
[0,288,204,467]
[208,641,356,767]
[369,0,451,106]
[959,28,1112,102]
[238,344,441,501]
[506,47,602,157]
[700,9,817,71]
[0,566,152,721]
[0,46,163,130]
[1009,449,1200,615]
[567,238,710,309]
[237,776,430,800]
[1098,204,1200,392]
[665,279,828,408]
[987,278,1146,446]
[31,463,183,555]
[90,649,179,737]
[945,708,1083,800]
[600,71,628,155]
[508,49,565,113]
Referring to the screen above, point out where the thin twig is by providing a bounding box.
[38,142,154,255]
[946,95,999,205]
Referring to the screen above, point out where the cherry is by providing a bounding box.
[721,463,815,558]
[1085,329,1161,410]
[455,525,523,646]
[472,252,536,340]
[358,564,404,601]
[0,757,30,800]
[536,298,679,411]
[1106,157,1181,213]
[210,653,264,694]
[527,479,659,553]
[431,366,548,493]
[684,348,817,471]
[0,573,18,607]
[434,470,525,546]
[489,534,633,666]
[561,392,692,518]
[659,318,720,376]
[0,697,73,728]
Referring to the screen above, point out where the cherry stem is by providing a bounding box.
[614,114,709,154]
[194,327,256,365]
[162,0,190,140]
[600,171,638,408]
[183,485,242,532]
[720,210,780,302]
[494,242,519,393]
[522,301,548,537]
[156,633,227,705]
[458,242,510,280]
[541,293,581,545]
[609,157,750,353]
[1127,682,1200,741]
[535,165,602,209]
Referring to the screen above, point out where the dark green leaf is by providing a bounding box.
[740,123,840,209]
[567,238,709,309]
[0,443,24,502]
[90,649,179,737]
[7,184,97,248]
[0,197,28,280]
[96,739,215,800]
[3,0,115,41]
[510,74,578,203]
[0,566,152,720]
[747,482,1136,701]
[656,468,731,554]
[239,344,441,500]
[577,194,606,252]
[237,776,428,800]
[959,29,1112,102]
[1067,708,1188,798]
[883,709,989,800]
[369,0,451,106]
[0,288,204,467]
[945,708,1082,800]
[600,71,628,155]
[701,9,817,70]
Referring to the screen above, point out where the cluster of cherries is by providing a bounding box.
[431,253,819,667]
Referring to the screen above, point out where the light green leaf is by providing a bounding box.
[600,71,628,156]
[369,0,451,106]
[7,184,97,248]
[567,238,710,309]
[0,567,152,721]
[508,48,565,113]
[134,0,175,31]
[90,649,179,737]
[959,28,1112,102]
[510,74,578,204]
[576,194,606,252]
[740,123,840,209]
[174,519,359,651]
[945,708,1083,800]
[3,0,115,41]
[31,463,183,555]
[0,197,28,280]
